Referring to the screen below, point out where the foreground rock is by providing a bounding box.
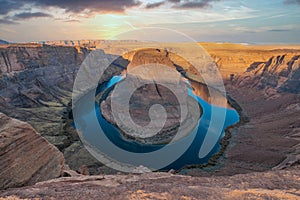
[0,112,66,190]
[0,166,299,199]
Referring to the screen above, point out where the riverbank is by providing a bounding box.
[183,85,300,176]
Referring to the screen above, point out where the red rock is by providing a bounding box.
[0,112,66,190]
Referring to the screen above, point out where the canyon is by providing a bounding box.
[100,49,203,145]
[0,41,299,198]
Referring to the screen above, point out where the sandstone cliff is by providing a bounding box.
[0,44,87,74]
[0,112,66,190]
[0,44,89,147]
[234,54,300,97]
[42,40,300,80]
[201,43,300,79]
[0,44,128,175]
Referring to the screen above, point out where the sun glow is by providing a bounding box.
[88,14,137,39]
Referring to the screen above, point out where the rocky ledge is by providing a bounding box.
[0,112,66,190]
[1,165,299,199]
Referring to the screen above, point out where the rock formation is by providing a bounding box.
[0,112,65,190]
[0,41,299,178]
[234,54,300,97]
[1,166,299,199]
[100,49,202,144]
[124,48,230,107]
[0,43,133,175]
[202,42,300,79]
[0,44,87,74]
[0,44,113,174]
[0,41,300,199]
[0,44,88,149]
[209,52,300,176]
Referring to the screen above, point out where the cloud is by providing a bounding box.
[22,0,142,14]
[268,29,291,32]
[0,0,23,15]
[0,0,142,16]
[0,14,17,25]
[0,0,142,24]
[284,0,300,4]
[170,0,221,9]
[63,19,81,23]
[0,0,221,19]
[145,1,165,9]
[13,12,52,20]
[0,18,18,25]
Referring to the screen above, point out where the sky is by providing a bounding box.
[0,0,299,43]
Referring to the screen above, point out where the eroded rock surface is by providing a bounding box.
[185,54,300,176]
[0,44,127,174]
[100,60,201,144]
[0,44,89,138]
[0,112,65,190]
[0,166,299,199]
[235,54,300,95]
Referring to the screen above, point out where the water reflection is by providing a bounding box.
[73,74,240,170]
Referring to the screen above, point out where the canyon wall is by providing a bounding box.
[0,44,88,140]
[235,54,300,94]
[0,44,126,175]
[0,42,299,176]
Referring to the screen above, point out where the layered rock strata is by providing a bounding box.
[0,112,65,190]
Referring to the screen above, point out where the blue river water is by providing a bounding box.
[76,75,240,170]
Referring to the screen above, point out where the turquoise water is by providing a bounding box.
[76,75,240,170]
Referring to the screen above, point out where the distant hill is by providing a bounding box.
[0,39,9,44]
